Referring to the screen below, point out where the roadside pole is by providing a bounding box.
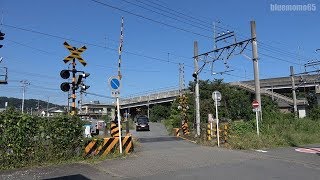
[255,109,259,136]
[212,91,221,147]
[252,100,260,136]
[116,97,123,154]
[109,76,123,154]
[208,114,213,139]
[215,94,220,147]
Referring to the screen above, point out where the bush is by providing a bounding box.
[228,113,320,149]
[308,106,320,121]
[0,109,84,170]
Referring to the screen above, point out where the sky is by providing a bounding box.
[0,0,319,106]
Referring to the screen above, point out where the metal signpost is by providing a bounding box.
[252,100,260,136]
[212,91,221,147]
[109,76,122,154]
[208,114,214,139]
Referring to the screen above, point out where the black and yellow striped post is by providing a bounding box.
[110,121,122,137]
[173,128,180,137]
[223,124,228,142]
[71,58,76,115]
[182,121,190,135]
[212,123,217,138]
[207,123,211,140]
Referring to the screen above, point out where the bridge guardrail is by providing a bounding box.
[121,89,189,106]
[230,82,307,105]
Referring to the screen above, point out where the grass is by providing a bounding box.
[227,117,320,150]
[162,114,320,150]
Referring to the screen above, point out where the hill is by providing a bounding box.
[0,97,65,112]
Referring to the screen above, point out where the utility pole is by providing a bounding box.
[37,99,40,114]
[179,63,185,95]
[290,66,298,118]
[194,41,201,136]
[250,21,262,118]
[46,96,49,117]
[20,80,30,113]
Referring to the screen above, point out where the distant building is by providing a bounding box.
[41,107,66,117]
[79,101,115,121]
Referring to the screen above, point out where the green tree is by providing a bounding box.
[188,79,282,122]
[149,104,171,122]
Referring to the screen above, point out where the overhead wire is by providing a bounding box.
[129,0,312,67]
[89,0,213,39]
[3,24,194,67]
[121,0,214,32]
[3,0,312,90]
[138,0,311,64]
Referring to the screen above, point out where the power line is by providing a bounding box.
[7,39,56,55]
[89,0,213,39]
[3,24,194,66]
[125,0,312,67]
[121,0,214,32]
[142,0,221,29]
[259,52,301,66]
[216,22,313,63]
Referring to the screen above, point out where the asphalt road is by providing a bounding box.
[0,122,319,180]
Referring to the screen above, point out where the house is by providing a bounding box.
[79,101,115,121]
[41,107,66,117]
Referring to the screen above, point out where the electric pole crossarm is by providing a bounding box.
[193,38,254,59]
[239,40,251,54]
[195,62,208,75]
[216,48,225,60]
[215,31,235,43]
[304,61,320,67]
[226,45,237,59]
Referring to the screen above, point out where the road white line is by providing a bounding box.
[255,149,268,153]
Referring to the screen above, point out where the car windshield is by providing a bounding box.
[137,117,148,124]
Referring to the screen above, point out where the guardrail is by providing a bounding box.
[121,88,189,106]
[230,82,307,105]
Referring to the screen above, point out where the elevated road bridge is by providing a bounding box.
[119,74,320,118]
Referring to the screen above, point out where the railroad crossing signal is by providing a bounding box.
[63,41,87,66]
[60,82,70,92]
[60,70,70,79]
[0,31,5,48]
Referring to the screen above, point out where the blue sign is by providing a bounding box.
[109,76,121,90]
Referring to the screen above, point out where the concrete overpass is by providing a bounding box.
[120,87,187,109]
[119,74,320,118]
[241,74,320,93]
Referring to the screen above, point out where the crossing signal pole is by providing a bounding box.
[61,41,89,115]
[71,58,76,115]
